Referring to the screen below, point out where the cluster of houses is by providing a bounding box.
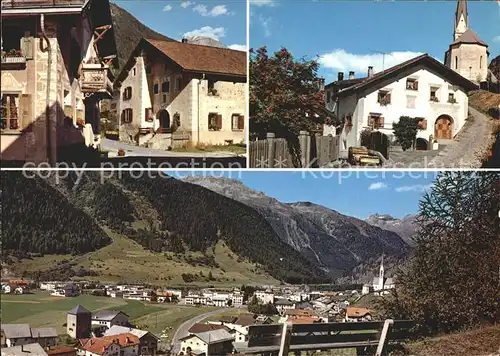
[323,0,498,158]
[1,279,30,294]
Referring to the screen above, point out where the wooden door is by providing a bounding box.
[434,116,453,139]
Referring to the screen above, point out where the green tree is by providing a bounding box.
[384,172,500,335]
[392,116,422,151]
[250,47,336,166]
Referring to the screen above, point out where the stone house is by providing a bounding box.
[91,311,129,330]
[113,38,246,149]
[104,325,159,356]
[1,0,116,165]
[325,54,477,156]
[67,305,92,339]
[179,329,234,356]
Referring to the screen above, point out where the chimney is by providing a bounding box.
[349,71,355,80]
[338,72,344,82]
[368,66,374,78]
[181,38,188,43]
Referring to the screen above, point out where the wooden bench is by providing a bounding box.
[233,319,414,356]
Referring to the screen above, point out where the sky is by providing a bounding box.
[113,0,247,50]
[250,0,500,83]
[172,170,439,219]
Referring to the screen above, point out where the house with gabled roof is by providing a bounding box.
[91,310,129,330]
[112,38,246,150]
[104,325,159,355]
[325,54,477,156]
[179,329,234,356]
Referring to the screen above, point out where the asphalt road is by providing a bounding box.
[170,308,233,355]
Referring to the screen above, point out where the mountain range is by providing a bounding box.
[1,173,418,284]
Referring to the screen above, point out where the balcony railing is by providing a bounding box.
[1,50,26,66]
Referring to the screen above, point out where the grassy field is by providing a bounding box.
[10,231,278,287]
[200,308,247,323]
[1,291,218,340]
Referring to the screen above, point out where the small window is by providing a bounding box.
[377,91,391,105]
[232,114,244,131]
[153,83,159,94]
[208,79,217,95]
[448,93,456,103]
[455,56,458,70]
[430,88,439,103]
[368,115,384,129]
[406,78,418,90]
[162,79,170,93]
[133,68,136,76]
[121,108,133,123]
[208,112,222,131]
[480,56,483,69]
[123,87,132,101]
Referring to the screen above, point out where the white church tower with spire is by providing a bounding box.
[444,0,489,84]
[377,256,385,291]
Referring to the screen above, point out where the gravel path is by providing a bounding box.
[428,107,492,168]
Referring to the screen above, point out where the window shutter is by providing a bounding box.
[19,94,32,131]
[386,93,391,103]
[368,116,374,128]
[216,114,222,130]
[121,110,125,123]
[238,115,244,130]
[379,117,385,128]
[415,81,419,90]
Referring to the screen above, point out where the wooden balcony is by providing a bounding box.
[80,62,113,98]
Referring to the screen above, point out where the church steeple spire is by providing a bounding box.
[454,0,468,40]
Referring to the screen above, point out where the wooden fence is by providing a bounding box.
[249,131,340,168]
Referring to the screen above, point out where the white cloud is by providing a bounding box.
[318,50,427,75]
[395,184,433,193]
[493,35,500,43]
[193,4,229,17]
[250,0,276,6]
[183,26,226,40]
[180,1,194,8]
[368,182,388,191]
[228,44,247,52]
[162,4,172,11]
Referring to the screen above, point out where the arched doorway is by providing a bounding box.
[434,115,453,140]
[416,138,428,151]
[158,109,170,132]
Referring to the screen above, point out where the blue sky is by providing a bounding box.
[172,170,438,219]
[250,0,500,82]
[113,0,247,50]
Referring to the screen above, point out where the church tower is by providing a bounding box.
[445,0,488,84]
[378,255,385,290]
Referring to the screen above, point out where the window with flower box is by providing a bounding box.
[368,114,384,129]
[448,93,457,104]
[430,87,439,102]
[377,91,391,105]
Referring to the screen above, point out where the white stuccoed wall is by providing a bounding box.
[338,66,469,153]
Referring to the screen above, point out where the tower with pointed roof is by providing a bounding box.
[445,0,489,84]
[67,304,91,339]
[378,255,385,291]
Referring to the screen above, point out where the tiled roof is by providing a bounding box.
[79,338,116,356]
[451,29,488,47]
[68,304,90,315]
[346,307,372,318]
[100,333,140,347]
[145,39,246,77]
[289,317,322,325]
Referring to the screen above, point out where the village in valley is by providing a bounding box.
[1,259,392,356]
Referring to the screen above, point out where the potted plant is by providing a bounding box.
[76,118,85,127]
[117,148,125,156]
[447,97,457,104]
[430,96,439,102]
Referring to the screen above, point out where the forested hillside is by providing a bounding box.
[0,172,111,256]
